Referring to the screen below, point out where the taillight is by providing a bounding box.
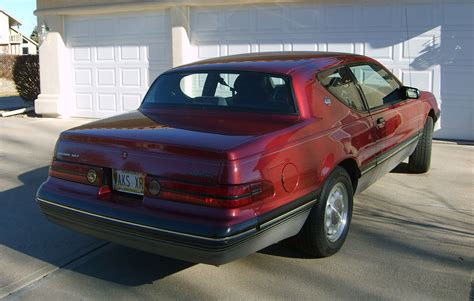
[49,160,104,186]
[145,178,274,208]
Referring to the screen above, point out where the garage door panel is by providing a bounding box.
[72,47,91,62]
[440,32,474,65]
[406,4,435,27]
[361,5,395,29]
[95,18,116,37]
[288,8,319,30]
[119,45,141,61]
[364,42,394,61]
[228,44,251,55]
[259,43,284,52]
[327,43,355,53]
[122,94,143,111]
[96,46,115,62]
[67,19,91,40]
[256,8,284,31]
[441,65,474,98]
[436,100,474,141]
[292,43,318,51]
[324,5,355,29]
[74,69,93,87]
[224,9,252,31]
[401,70,434,92]
[120,69,142,88]
[96,69,116,87]
[442,2,474,26]
[66,12,171,118]
[75,93,93,111]
[97,93,117,112]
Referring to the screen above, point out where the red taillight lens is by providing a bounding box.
[97,185,112,201]
[145,178,274,208]
[49,160,104,186]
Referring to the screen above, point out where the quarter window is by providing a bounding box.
[318,67,366,111]
[349,64,401,109]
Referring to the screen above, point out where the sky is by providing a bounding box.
[1,0,37,37]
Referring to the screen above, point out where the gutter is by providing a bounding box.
[34,0,311,16]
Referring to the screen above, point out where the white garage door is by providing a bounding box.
[191,1,473,140]
[65,12,171,118]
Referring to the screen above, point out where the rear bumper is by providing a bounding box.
[37,194,315,265]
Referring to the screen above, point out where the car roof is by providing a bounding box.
[168,51,370,75]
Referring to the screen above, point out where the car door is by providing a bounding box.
[349,63,422,177]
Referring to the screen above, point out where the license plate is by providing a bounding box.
[112,170,145,195]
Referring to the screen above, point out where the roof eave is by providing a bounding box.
[0,10,23,26]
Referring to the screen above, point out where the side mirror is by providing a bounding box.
[402,86,420,99]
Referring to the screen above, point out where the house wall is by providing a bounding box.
[0,12,9,44]
[24,41,38,54]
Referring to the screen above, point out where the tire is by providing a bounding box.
[408,116,434,173]
[297,166,353,258]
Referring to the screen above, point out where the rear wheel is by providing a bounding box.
[408,116,434,173]
[297,167,353,258]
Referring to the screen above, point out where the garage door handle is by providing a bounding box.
[376,117,386,128]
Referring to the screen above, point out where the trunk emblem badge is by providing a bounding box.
[86,169,97,184]
[122,151,128,159]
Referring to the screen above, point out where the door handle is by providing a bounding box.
[376,117,386,128]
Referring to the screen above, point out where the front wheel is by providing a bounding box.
[297,167,353,258]
[408,116,434,173]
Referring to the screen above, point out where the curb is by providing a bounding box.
[433,139,474,146]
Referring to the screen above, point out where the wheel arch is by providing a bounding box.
[335,158,360,192]
[428,109,438,123]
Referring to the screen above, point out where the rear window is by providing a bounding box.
[141,71,296,114]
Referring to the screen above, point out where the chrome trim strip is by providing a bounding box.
[378,135,419,165]
[360,163,376,176]
[360,134,420,176]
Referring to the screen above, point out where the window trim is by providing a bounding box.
[346,62,409,113]
[141,69,300,116]
[316,66,370,114]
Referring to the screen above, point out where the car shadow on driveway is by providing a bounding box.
[0,165,311,289]
[0,166,195,290]
[69,244,195,286]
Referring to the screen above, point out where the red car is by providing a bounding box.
[37,52,440,265]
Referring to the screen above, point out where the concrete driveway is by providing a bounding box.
[0,116,472,300]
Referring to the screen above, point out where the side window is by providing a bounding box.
[349,64,401,109]
[317,67,366,111]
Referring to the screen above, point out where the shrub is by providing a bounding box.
[0,54,17,80]
[12,55,40,102]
